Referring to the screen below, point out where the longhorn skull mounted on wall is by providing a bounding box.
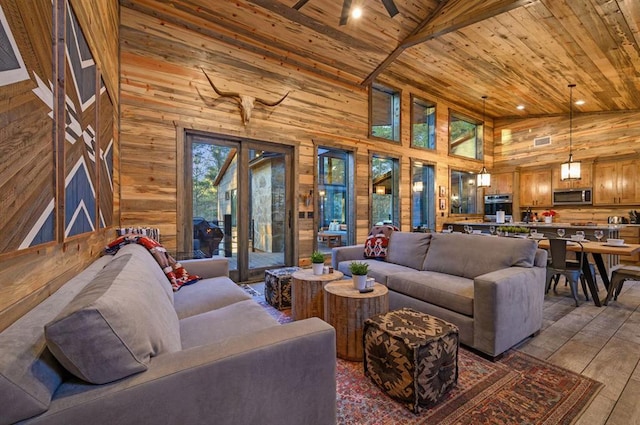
[200,68,289,125]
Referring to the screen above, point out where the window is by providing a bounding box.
[317,147,354,252]
[411,96,436,149]
[450,169,477,214]
[411,161,436,232]
[370,83,400,142]
[449,111,483,160]
[371,154,400,226]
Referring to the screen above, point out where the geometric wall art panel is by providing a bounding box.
[99,76,114,229]
[64,0,97,238]
[0,0,56,252]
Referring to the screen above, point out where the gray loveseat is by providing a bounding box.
[332,232,547,358]
[1,243,336,425]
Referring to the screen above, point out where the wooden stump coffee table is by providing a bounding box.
[291,269,344,321]
[323,280,389,361]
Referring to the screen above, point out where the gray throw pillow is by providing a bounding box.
[45,253,181,384]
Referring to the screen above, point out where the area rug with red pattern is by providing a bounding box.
[244,286,602,425]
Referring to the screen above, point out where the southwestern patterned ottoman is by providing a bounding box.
[363,308,459,413]
[264,267,300,310]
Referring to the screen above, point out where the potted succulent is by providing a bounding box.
[349,261,369,290]
[311,251,325,275]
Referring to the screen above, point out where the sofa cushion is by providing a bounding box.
[386,232,432,270]
[337,259,415,285]
[387,271,475,316]
[45,253,182,384]
[422,233,538,279]
[0,255,112,425]
[173,276,252,319]
[113,243,174,302]
[180,299,279,349]
[106,235,200,291]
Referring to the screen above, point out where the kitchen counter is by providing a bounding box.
[443,221,623,238]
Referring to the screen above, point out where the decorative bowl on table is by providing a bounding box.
[606,238,625,246]
[570,235,586,242]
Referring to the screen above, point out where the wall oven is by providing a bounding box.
[484,194,513,222]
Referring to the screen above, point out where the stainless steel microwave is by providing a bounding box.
[552,188,592,205]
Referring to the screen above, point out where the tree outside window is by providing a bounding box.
[449,112,483,160]
[370,83,400,142]
[411,96,436,149]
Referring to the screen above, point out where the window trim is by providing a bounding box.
[410,158,437,232]
[369,152,401,228]
[410,94,437,151]
[449,167,479,216]
[369,82,402,143]
[448,109,484,161]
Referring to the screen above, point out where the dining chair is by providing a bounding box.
[545,238,591,307]
[604,265,640,305]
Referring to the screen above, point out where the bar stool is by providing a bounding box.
[604,265,640,305]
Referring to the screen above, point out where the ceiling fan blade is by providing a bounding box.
[381,0,399,17]
[339,0,352,25]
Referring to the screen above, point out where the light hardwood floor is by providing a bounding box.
[250,277,640,424]
[517,279,640,425]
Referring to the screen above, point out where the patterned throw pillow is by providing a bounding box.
[364,225,397,259]
[105,235,200,291]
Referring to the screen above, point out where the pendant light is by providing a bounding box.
[561,84,581,180]
[477,95,491,187]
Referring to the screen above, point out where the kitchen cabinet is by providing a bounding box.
[552,161,592,190]
[593,159,640,205]
[485,172,513,195]
[519,169,552,207]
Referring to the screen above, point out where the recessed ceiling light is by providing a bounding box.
[575,99,585,105]
[352,7,363,19]
[516,105,525,110]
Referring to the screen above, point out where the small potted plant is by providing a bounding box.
[541,210,557,224]
[349,261,369,290]
[311,251,325,275]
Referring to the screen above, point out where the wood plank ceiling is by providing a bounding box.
[122,0,640,118]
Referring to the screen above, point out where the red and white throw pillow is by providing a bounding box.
[364,225,397,259]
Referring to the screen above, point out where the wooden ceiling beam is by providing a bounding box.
[362,0,537,87]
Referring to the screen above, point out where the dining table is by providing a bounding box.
[537,239,640,306]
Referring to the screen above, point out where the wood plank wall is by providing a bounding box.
[119,6,491,259]
[0,1,120,332]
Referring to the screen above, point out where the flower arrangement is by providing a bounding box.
[541,210,557,217]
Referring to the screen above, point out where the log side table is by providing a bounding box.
[291,269,344,321]
[323,280,389,361]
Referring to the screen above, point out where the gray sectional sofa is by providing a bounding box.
[332,232,547,358]
[1,243,336,425]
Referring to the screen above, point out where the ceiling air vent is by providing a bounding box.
[533,135,551,147]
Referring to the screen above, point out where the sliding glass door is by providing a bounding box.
[184,132,294,282]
